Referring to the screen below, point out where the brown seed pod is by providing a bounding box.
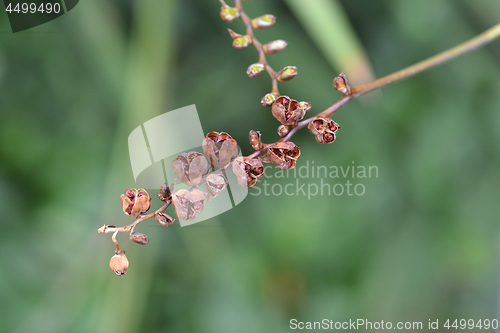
[271,96,306,126]
[333,72,351,95]
[120,188,151,217]
[172,152,210,186]
[277,125,290,137]
[249,130,263,150]
[157,183,172,203]
[172,189,206,221]
[308,117,341,144]
[155,211,176,227]
[202,132,238,169]
[109,251,129,276]
[130,232,149,245]
[266,141,301,170]
[232,156,264,187]
[205,174,228,201]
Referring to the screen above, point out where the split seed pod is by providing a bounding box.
[308,117,341,144]
[205,174,228,201]
[172,189,206,221]
[172,152,211,186]
[272,96,306,126]
[202,131,238,169]
[266,141,301,170]
[232,156,264,187]
[120,188,151,217]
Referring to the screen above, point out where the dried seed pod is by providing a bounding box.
[277,125,290,137]
[232,156,264,187]
[219,0,239,23]
[333,72,351,95]
[276,66,297,82]
[202,131,238,169]
[172,152,210,186]
[263,39,288,54]
[251,14,276,30]
[247,62,265,78]
[266,141,301,170]
[157,183,172,203]
[172,189,206,221]
[261,92,278,107]
[109,251,129,276]
[271,96,306,126]
[130,232,149,245]
[249,130,263,150]
[308,117,341,144]
[205,174,228,201]
[155,211,176,227]
[120,188,150,217]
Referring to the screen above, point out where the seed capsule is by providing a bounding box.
[271,95,305,126]
[120,188,151,217]
[130,232,149,245]
[333,72,351,95]
[172,152,210,186]
[109,251,129,276]
[232,156,264,187]
[205,174,228,201]
[277,125,290,137]
[308,117,341,144]
[266,141,301,170]
[202,131,238,169]
[155,211,176,227]
[249,130,263,150]
[172,189,206,221]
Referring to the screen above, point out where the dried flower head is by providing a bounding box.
[267,141,301,170]
[205,174,228,201]
[109,251,129,276]
[232,156,264,187]
[172,189,206,221]
[202,131,238,169]
[272,96,306,126]
[172,152,211,186]
[308,117,341,144]
[120,188,151,217]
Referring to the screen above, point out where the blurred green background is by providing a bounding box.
[1,0,500,332]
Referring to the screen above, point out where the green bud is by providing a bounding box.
[263,39,288,55]
[261,92,278,107]
[276,66,297,82]
[247,62,265,78]
[251,14,276,30]
[233,36,251,49]
[220,0,239,23]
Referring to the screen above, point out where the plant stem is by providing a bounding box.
[270,22,500,147]
[351,23,500,96]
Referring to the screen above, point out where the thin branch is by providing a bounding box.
[234,0,280,95]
